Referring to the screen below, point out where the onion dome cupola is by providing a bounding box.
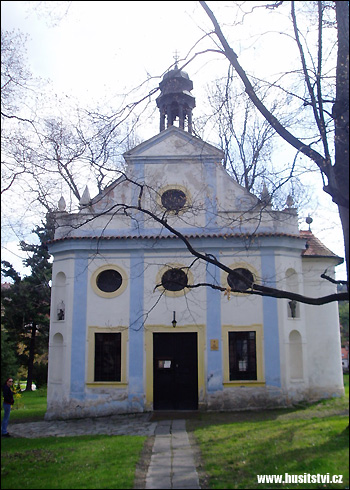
[156,62,196,134]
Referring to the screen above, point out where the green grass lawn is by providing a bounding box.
[1,377,349,489]
[188,375,349,489]
[344,372,349,396]
[1,388,146,489]
[8,387,47,421]
[1,434,146,489]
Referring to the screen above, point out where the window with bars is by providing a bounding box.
[96,269,123,293]
[94,333,121,382]
[227,268,254,292]
[161,189,187,213]
[229,331,257,380]
[161,268,188,291]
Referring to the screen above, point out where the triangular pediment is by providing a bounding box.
[123,126,224,162]
[57,124,299,240]
[91,126,254,210]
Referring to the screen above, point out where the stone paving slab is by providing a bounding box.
[9,413,157,438]
[145,419,200,489]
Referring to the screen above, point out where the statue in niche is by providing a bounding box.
[57,301,65,321]
[288,299,297,318]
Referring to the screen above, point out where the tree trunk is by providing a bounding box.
[25,323,37,391]
[338,205,349,289]
[200,1,349,287]
[334,1,349,287]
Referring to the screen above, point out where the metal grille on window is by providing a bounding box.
[96,269,122,293]
[227,268,254,292]
[229,331,257,380]
[161,189,187,213]
[94,333,121,382]
[161,268,188,291]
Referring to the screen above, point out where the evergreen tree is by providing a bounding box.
[1,326,20,384]
[1,213,54,390]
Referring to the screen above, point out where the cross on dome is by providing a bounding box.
[173,49,180,69]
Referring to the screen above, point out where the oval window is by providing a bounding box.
[227,268,254,292]
[161,189,187,212]
[96,269,123,293]
[161,268,188,291]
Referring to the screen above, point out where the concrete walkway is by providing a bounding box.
[7,414,201,489]
[145,419,200,489]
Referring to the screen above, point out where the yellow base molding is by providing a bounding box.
[223,381,266,388]
[86,382,128,389]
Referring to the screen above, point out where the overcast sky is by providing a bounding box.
[1,2,206,108]
[1,1,346,279]
[1,1,205,274]
[1,1,301,111]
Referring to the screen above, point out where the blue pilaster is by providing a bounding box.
[128,251,145,410]
[261,249,281,387]
[206,257,223,391]
[131,162,145,232]
[70,253,88,399]
[204,161,218,229]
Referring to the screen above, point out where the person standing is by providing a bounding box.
[1,378,15,437]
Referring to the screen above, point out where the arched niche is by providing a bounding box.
[286,268,300,318]
[50,333,64,383]
[55,272,66,286]
[289,329,304,380]
[54,272,66,321]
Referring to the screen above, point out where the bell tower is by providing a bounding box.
[156,58,196,134]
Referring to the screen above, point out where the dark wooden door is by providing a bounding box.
[153,332,198,410]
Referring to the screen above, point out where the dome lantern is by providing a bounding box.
[156,61,196,134]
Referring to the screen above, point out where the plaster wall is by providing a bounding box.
[46,125,344,418]
[274,249,308,397]
[86,255,131,326]
[92,178,133,214]
[125,128,221,158]
[143,251,207,325]
[54,211,132,239]
[46,254,78,416]
[302,259,344,398]
[220,250,262,325]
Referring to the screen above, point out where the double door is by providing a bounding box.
[153,332,198,410]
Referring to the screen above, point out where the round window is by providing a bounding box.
[96,269,123,293]
[161,268,188,291]
[161,189,187,212]
[227,268,254,292]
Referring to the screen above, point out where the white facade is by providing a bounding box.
[46,125,344,420]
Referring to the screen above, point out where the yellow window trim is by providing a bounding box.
[91,264,128,298]
[87,326,128,384]
[155,263,194,298]
[221,262,258,297]
[157,184,192,216]
[222,324,264,384]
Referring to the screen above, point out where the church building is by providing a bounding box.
[46,66,344,419]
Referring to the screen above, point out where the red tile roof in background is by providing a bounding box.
[300,230,343,262]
